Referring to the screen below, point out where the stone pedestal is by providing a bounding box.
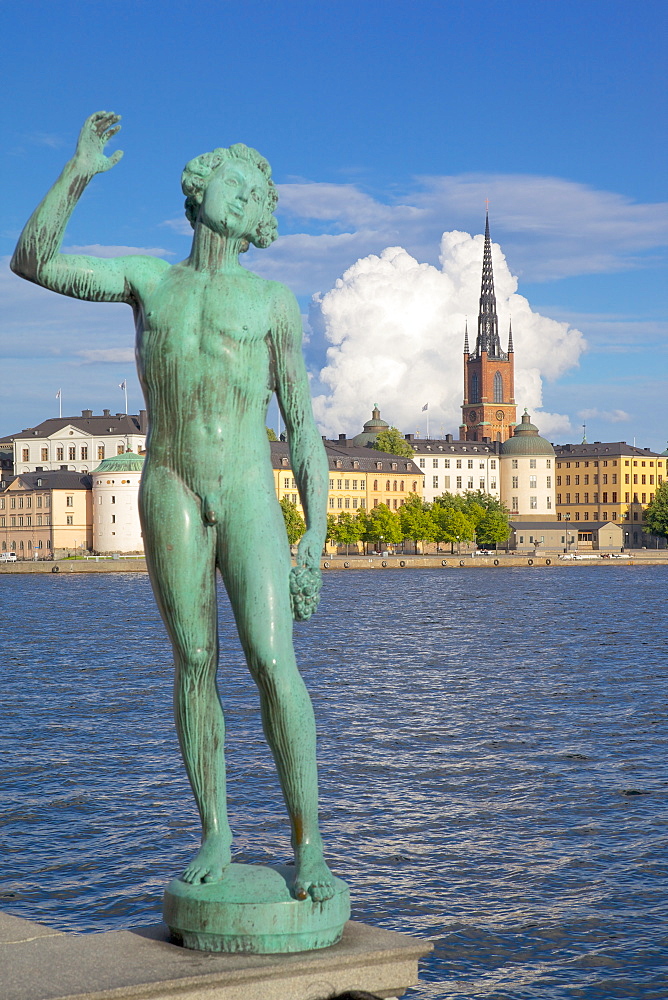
[163,863,350,953]
[1,910,434,1000]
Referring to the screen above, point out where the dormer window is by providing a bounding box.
[391,462,398,470]
[375,462,382,470]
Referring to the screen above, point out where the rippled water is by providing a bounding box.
[1,568,667,998]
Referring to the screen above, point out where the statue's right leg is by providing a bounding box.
[140,465,232,884]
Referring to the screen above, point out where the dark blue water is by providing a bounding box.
[1,568,667,998]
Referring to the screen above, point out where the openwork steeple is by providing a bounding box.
[473,212,506,360]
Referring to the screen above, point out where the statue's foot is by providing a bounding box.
[292,845,336,902]
[182,835,231,885]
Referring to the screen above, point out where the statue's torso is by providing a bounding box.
[135,264,278,497]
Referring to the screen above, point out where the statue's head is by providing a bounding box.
[181,144,278,249]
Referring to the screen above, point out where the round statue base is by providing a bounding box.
[163,863,350,954]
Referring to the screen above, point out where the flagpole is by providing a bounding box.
[119,379,128,414]
[56,389,62,419]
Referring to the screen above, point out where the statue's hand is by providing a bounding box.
[74,111,123,175]
[296,529,322,574]
[290,531,323,621]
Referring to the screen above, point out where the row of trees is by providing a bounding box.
[280,491,512,553]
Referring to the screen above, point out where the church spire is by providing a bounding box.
[507,318,514,353]
[463,318,469,354]
[475,211,504,359]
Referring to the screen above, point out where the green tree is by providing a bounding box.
[431,501,475,554]
[330,511,364,555]
[399,494,435,552]
[362,503,403,551]
[266,427,278,441]
[371,427,415,459]
[476,509,511,549]
[644,481,668,540]
[279,497,306,545]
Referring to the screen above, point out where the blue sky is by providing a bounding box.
[1,0,666,450]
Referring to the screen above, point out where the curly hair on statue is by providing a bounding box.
[181,143,279,249]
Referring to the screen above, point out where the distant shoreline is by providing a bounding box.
[2,553,667,574]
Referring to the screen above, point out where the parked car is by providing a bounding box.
[0,552,17,562]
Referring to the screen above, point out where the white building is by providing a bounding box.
[3,410,147,476]
[500,412,556,519]
[408,435,501,503]
[92,451,145,553]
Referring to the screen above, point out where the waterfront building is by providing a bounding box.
[408,435,501,503]
[1,409,148,476]
[508,519,623,554]
[460,213,517,443]
[553,441,666,548]
[500,412,556,520]
[270,440,424,516]
[92,452,145,554]
[0,470,92,558]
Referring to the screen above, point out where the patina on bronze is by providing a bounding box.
[11,112,349,952]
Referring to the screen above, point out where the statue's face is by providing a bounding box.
[199,158,268,240]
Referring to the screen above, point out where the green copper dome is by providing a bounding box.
[93,450,145,473]
[501,412,555,457]
[352,404,390,447]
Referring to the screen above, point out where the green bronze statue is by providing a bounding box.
[12,113,348,948]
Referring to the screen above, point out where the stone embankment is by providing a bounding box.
[1,553,667,574]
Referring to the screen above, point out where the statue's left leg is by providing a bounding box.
[217,512,335,902]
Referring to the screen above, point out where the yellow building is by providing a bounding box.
[0,471,92,559]
[270,441,424,516]
[554,442,666,548]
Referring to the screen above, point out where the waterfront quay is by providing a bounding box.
[1,551,668,574]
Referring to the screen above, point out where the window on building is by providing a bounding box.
[512,497,519,511]
[352,480,358,490]
[66,515,73,525]
[337,479,342,489]
[337,498,343,508]
[328,498,334,508]
[546,477,552,488]
[493,371,503,403]
[66,496,74,507]
[373,479,378,490]
[456,459,462,468]
[444,476,451,489]
[393,480,398,491]
[512,476,518,488]
[471,372,479,403]
[432,476,439,488]
[18,497,24,508]
[556,476,561,486]
[546,497,552,509]
[432,458,438,468]
[479,479,485,489]
[530,459,537,469]
[344,479,350,489]
[529,476,537,489]
[68,447,76,460]
[352,498,358,509]
[512,459,518,469]
[98,446,105,460]
[491,460,496,470]
[22,448,29,461]
[546,459,551,468]
[530,496,537,509]
[41,448,48,461]
[467,459,473,469]
[456,476,462,489]
[344,498,350,508]
[386,480,390,491]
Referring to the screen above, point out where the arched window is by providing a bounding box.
[400,480,404,491]
[393,480,397,491]
[373,479,378,490]
[494,371,503,403]
[471,372,479,403]
[412,481,417,492]
[386,480,391,491]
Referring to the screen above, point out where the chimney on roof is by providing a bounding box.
[116,412,124,418]
[338,433,346,443]
[82,409,93,418]
[103,409,111,417]
[445,433,453,442]
[405,433,413,441]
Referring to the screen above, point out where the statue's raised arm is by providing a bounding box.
[11,111,166,303]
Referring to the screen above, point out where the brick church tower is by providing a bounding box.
[459,213,516,442]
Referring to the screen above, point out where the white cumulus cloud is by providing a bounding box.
[311,232,585,442]
[578,407,630,423]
